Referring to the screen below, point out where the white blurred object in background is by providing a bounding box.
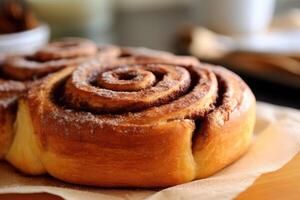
[0,24,49,54]
[192,0,276,36]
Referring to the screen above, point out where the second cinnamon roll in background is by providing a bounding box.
[0,38,118,159]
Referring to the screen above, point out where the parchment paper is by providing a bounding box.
[0,102,299,200]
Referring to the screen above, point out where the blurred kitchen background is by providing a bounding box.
[0,0,299,108]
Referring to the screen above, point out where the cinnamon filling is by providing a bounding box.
[49,61,238,127]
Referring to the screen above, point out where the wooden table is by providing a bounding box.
[0,153,299,200]
[236,152,300,200]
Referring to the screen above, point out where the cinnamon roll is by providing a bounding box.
[6,48,256,187]
[0,38,117,159]
[2,38,99,81]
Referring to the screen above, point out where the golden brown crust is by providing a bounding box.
[193,68,256,178]
[5,47,256,187]
[0,97,17,159]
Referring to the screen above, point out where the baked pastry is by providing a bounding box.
[6,47,256,187]
[2,38,99,80]
[0,38,117,159]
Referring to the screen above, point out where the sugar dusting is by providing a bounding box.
[23,47,247,138]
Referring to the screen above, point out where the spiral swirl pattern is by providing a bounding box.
[6,47,256,187]
[45,55,249,126]
[34,38,98,61]
[1,38,118,81]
